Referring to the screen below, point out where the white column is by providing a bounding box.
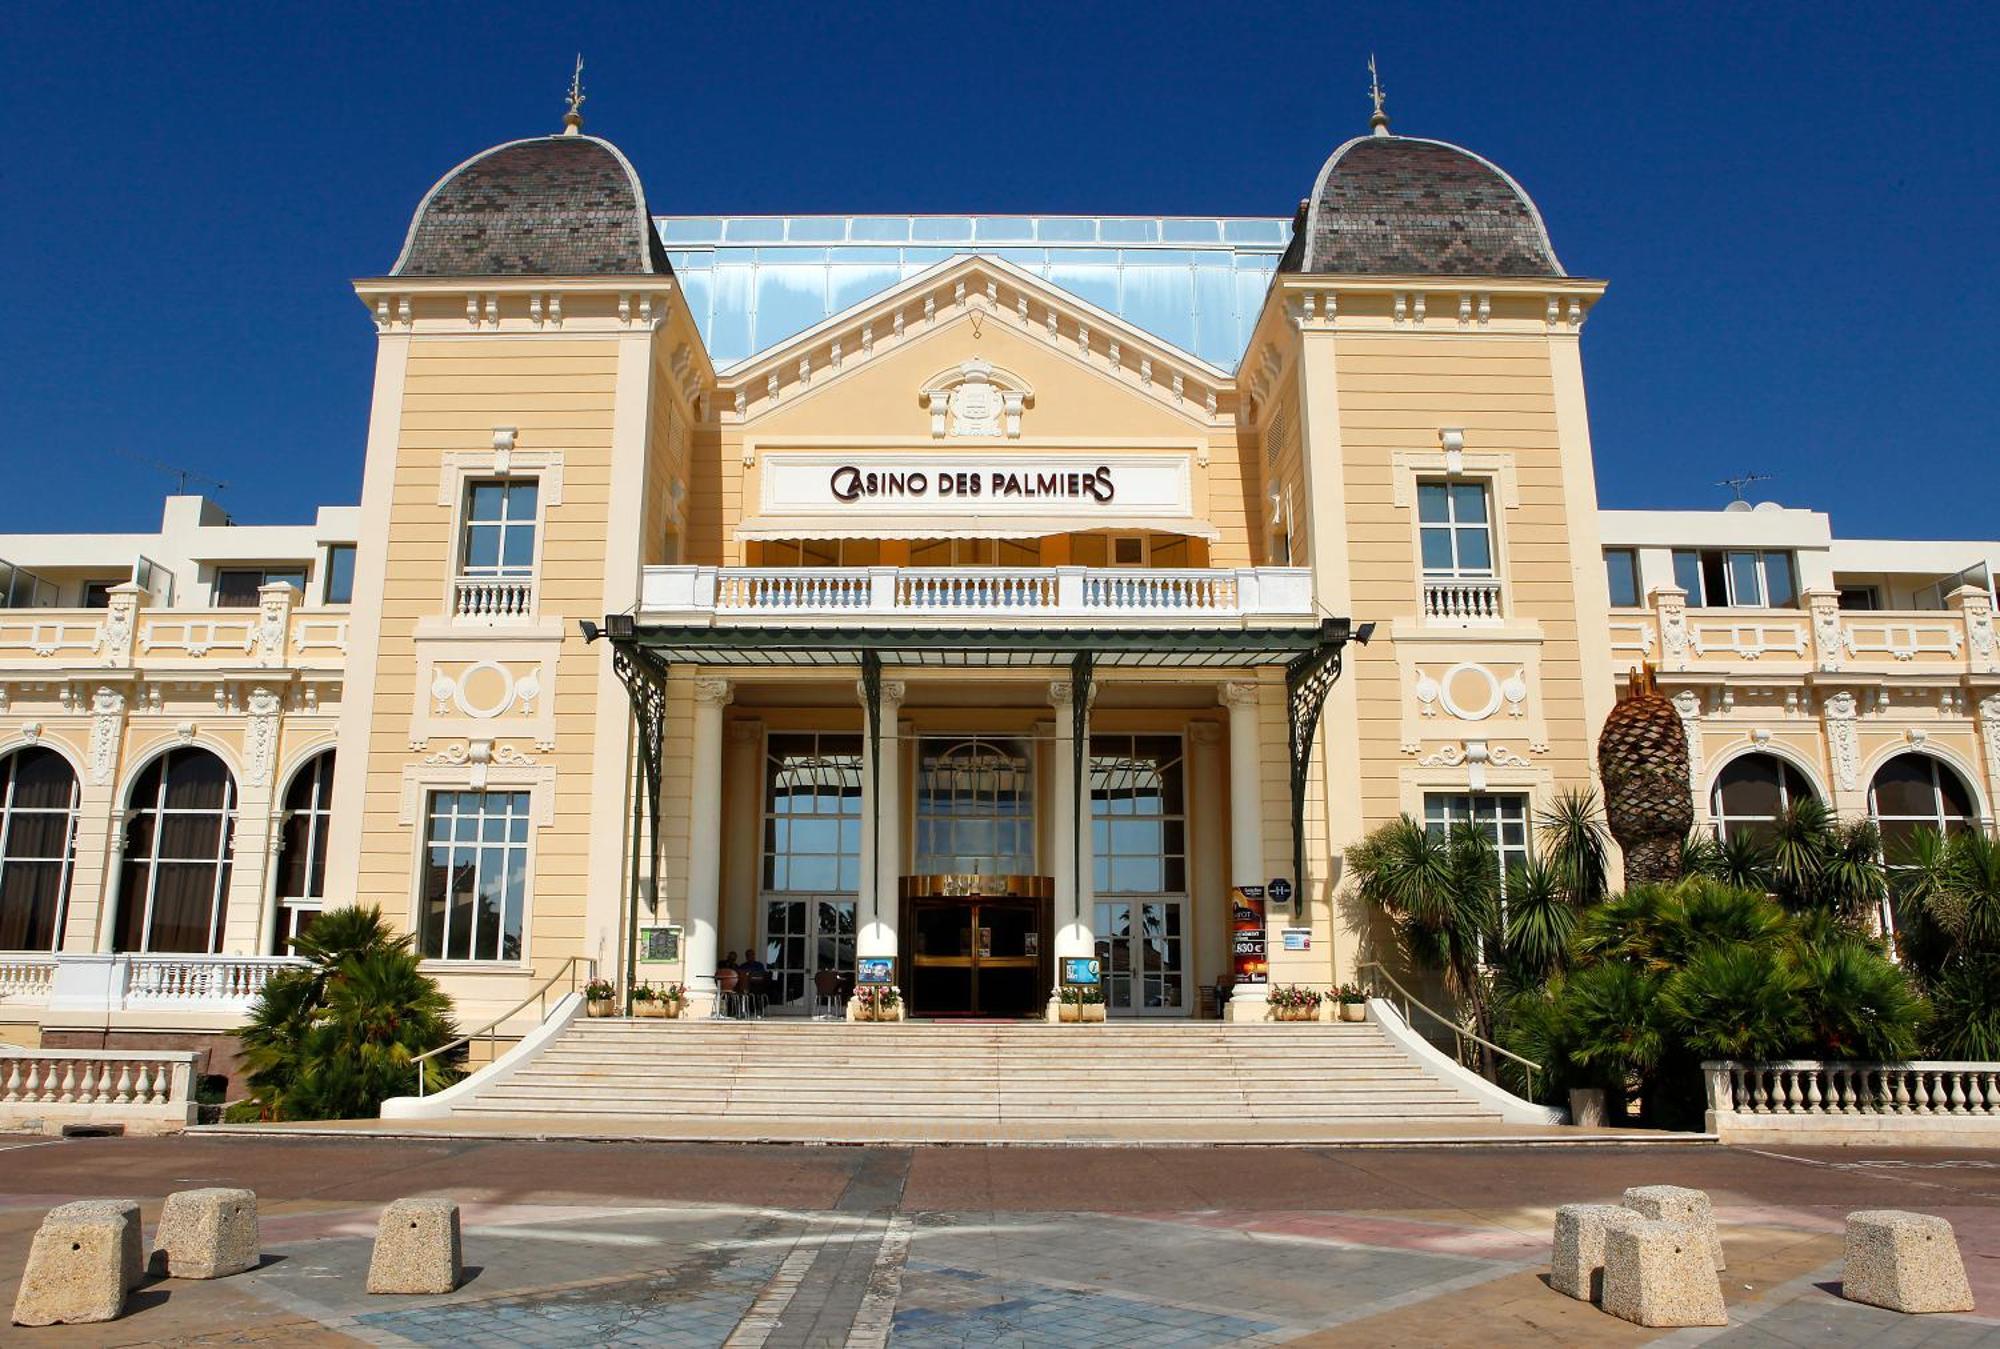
[1048,678,1095,1018]
[856,680,905,962]
[1187,720,1226,1008]
[1221,681,1269,1017]
[684,677,732,1010]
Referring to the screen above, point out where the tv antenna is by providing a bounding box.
[1715,471,1773,503]
[113,448,229,497]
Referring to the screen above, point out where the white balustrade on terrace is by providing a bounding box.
[1688,619,1808,659]
[1704,1059,2000,1144]
[43,953,307,1017]
[453,575,535,621]
[138,615,259,657]
[0,954,57,1002]
[1421,577,1504,623]
[641,565,1314,624]
[0,1048,201,1132]
[0,615,101,660]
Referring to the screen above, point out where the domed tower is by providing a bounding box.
[1240,75,1619,995]
[327,90,712,1005]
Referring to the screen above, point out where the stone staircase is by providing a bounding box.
[440,1018,1511,1128]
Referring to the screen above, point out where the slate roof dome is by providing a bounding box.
[1278,133,1564,278]
[391,132,672,277]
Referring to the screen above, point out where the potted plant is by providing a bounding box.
[1058,984,1107,1023]
[1334,983,1368,1022]
[632,982,666,1017]
[660,982,686,1019]
[583,978,617,1017]
[854,985,901,1022]
[1267,984,1322,1022]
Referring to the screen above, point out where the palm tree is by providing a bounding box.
[1597,666,1692,887]
[1890,826,2000,1059]
[1348,817,1499,1042]
[237,905,460,1120]
[1765,799,1885,922]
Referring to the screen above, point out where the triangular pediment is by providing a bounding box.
[717,254,1235,430]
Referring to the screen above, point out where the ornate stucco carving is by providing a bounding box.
[1671,688,1705,795]
[87,686,125,785]
[1823,689,1860,791]
[1656,589,1689,671]
[1980,694,2000,789]
[244,686,283,787]
[921,359,1031,439]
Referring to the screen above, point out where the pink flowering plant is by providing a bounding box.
[1266,984,1322,1012]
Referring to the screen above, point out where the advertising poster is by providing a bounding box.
[856,956,895,985]
[1062,956,1102,986]
[1231,885,1268,985]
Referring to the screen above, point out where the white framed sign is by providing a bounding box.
[758,451,1195,523]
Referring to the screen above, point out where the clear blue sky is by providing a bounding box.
[2,2,1994,538]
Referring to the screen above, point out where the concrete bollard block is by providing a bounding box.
[11,1209,130,1326]
[1600,1218,1728,1328]
[151,1187,259,1279]
[1622,1184,1725,1270]
[1550,1203,1640,1301]
[48,1200,144,1293]
[367,1198,463,1295]
[1842,1210,1974,1314]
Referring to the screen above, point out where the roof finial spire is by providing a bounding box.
[563,54,586,135]
[1368,53,1390,136]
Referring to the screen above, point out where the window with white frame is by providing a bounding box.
[1671,548,1798,609]
[1868,753,1977,857]
[1418,480,1494,577]
[460,480,539,579]
[1089,734,1187,895]
[0,746,80,952]
[421,790,530,962]
[1710,753,1817,844]
[273,751,334,953]
[1423,792,1530,885]
[1603,548,1641,608]
[116,748,237,954]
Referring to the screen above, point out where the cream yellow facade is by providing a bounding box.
[2,111,1996,1072]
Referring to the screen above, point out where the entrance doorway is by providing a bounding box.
[900,878,1053,1018]
[1094,899,1188,1015]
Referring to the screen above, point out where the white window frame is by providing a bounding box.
[435,446,564,621]
[272,750,336,954]
[419,789,534,964]
[1416,478,1497,580]
[1672,548,1800,610]
[398,752,554,970]
[0,745,81,953]
[914,735,1037,877]
[118,748,238,955]
[1423,791,1530,959]
[1709,752,1818,843]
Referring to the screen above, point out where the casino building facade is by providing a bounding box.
[2,100,1996,1066]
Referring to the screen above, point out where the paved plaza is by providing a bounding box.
[2,1133,1997,1346]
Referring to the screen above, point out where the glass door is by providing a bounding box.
[1094,899,1186,1016]
[761,898,856,1014]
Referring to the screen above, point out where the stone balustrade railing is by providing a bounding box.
[43,953,307,1017]
[1703,1059,2000,1145]
[1612,583,1997,675]
[0,1048,201,1133]
[642,565,1314,624]
[453,575,536,621]
[0,955,57,1002]
[0,586,350,669]
[1421,576,1504,623]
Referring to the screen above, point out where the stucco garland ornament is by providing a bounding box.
[1597,665,1692,887]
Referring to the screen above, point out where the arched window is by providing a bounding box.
[0,747,80,951]
[915,736,1035,876]
[1869,752,1978,855]
[116,748,236,954]
[273,751,334,953]
[1710,753,1819,844]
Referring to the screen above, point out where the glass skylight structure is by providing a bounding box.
[657,215,1291,372]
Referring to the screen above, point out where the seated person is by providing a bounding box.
[738,951,768,978]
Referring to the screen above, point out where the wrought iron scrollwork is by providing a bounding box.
[1284,639,1345,902]
[860,649,883,924]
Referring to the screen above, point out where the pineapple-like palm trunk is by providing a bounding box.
[1598,666,1693,888]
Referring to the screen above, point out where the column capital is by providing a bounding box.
[692,677,733,708]
[1219,680,1263,709]
[855,678,907,709]
[1048,679,1097,710]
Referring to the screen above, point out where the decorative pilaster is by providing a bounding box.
[95,583,143,668]
[1950,584,1997,674]
[1823,688,1862,797]
[1046,675,1096,1020]
[1651,587,1689,672]
[1806,589,1844,673]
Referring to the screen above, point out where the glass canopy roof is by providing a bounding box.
[656,215,1292,372]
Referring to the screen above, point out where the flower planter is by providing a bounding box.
[1083,1003,1106,1023]
[662,998,684,1019]
[586,997,616,1018]
[635,1000,667,1018]
[1338,1002,1367,1022]
[1274,1004,1320,1022]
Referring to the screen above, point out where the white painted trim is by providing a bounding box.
[379,989,586,1118]
[1368,997,1565,1126]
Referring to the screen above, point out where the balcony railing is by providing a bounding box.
[38,953,308,1017]
[1611,583,1997,676]
[1421,576,1504,624]
[643,565,1314,624]
[453,575,535,621]
[0,955,56,1003]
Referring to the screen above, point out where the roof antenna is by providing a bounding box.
[113,448,228,498]
[1716,471,1774,503]
[1368,54,1390,136]
[563,54,586,135]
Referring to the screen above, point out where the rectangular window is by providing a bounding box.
[323,545,356,604]
[1422,792,1531,887]
[1837,585,1880,611]
[1603,549,1640,608]
[915,736,1035,876]
[1089,734,1187,896]
[421,790,530,962]
[762,733,863,895]
[1417,480,1493,577]
[460,480,539,578]
[1670,548,1799,609]
[214,568,304,608]
[82,581,117,609]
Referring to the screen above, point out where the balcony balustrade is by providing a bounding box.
[1610,582,1997,676]
[453,575,535,622]
[22,953,310,1018]
[1421,576,1504,624]
[642,565,1315,625]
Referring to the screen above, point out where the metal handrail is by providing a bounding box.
[412,955,594,1097]
[1357,960,1542,1101]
